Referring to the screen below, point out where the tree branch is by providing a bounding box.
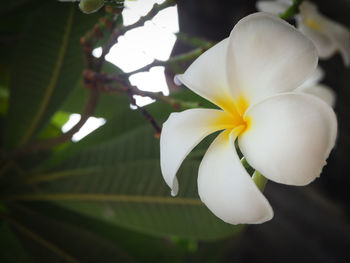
[83,69,201,110]
[121,46,213,77]
[126,87,162,137]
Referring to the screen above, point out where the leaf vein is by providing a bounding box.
[19,6,75,145]
[5,194,203,206]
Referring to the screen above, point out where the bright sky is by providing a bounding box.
[63,0,179,141]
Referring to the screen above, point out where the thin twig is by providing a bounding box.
[0,90,99,168]
[83,69,201,110]
[121,46,213,77]
[24,90,99,152]
[121,0,176,33]
[126,88,162,137]
[106,83,201,110]
[101,0,176,61]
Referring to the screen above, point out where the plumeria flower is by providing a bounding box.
[257,0,350,66]
[160,13,337,224]
[296,66,336,108]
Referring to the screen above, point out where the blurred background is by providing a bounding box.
[1,0,350,262]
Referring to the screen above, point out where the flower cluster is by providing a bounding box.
[160,13,338,224]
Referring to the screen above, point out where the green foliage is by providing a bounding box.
[0,0,243,261]
[4,1,100,149]
[18,103,242,240]
[60,62,130,120]
[9,202,188,263]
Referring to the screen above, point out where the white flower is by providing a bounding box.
[257,0,350,66]
[160,13,337,225]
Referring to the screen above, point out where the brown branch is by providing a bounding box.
[25,90,99,152]
[121,0,176,33]
[0,90,99,169]
[100,0,176,63]
[126,88,162,138]
[120,46,212,77]
[83,69,201,110]
[81,5,124,70]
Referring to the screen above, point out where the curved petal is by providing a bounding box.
[176,39,236,114]
[256,1,290,15]
[160,108,235,196]
[227,13,318,105]
[239,93,337,186]
[297,84,336,108]
[297,66,324,90]
[198,129,273,225]
[297,20,336,59]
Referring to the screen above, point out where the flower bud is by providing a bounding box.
[79,0,104,14]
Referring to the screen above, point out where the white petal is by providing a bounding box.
[297,66,324,90]
[227,13,318,104]
[176,39,236,114]
[198,129,273,225]
[256,1,290,15]
[160,108,235,196]
[297,21,336,59]
[297,84,336,108]
[239,93,337,186]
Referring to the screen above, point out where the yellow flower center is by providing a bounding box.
[305,18,322,31]
[212,95,251,137]
[233,95,251,135]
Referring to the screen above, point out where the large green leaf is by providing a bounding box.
[11,202,188,263]
[4,1,101,149]
[8,203,133,263]
[18,159,243,241]
[40,106,154,171]
[14,119,242,240]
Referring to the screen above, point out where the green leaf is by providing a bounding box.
[0,222,32,263]
[7,203,133,263]
[41,87,177,170]
[11,93,238,240]
[3,2,101,149]
[15,120,242,241]
[60,81,130,119]
[40,106,149,170]
[14,202,188,263]
[37,111,70,140]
